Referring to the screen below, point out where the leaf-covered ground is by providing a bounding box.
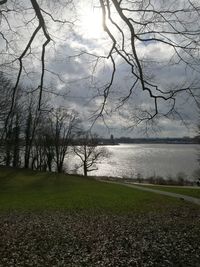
[0,208,199,267]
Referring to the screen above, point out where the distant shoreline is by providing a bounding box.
[98,138,199,145]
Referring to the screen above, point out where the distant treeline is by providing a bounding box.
[98,137,199,145]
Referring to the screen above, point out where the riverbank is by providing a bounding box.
[95,175,200,187]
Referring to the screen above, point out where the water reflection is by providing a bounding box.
[67,144,199,179]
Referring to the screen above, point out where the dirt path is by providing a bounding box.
[101,180,200,206]
[133,182,200,189]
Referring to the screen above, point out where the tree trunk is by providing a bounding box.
[24,111,32,168]
[57,163,63,173]
[24,148,31,168]
[46,153,53,172]
[5,128,12,167]
[83,162,87,177]
[13,115,20,167]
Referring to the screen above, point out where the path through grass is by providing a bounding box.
[136,184,200,199]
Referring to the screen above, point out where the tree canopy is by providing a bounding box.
[0,0,199,131]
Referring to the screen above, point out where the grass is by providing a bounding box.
[136,184,200,199]
[0,166,198,213]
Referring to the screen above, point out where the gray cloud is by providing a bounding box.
[1,0,199,138]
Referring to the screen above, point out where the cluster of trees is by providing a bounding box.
[0,73,109,176]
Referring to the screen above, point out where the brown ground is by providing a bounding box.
[0,207,200,267]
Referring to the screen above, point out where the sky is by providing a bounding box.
[0,0,199,138]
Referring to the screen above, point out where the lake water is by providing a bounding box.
[68,144,199,179]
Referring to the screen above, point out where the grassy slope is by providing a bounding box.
[0,167,198,213]
[136,184,200,199]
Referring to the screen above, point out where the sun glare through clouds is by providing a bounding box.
[78,6,104,39]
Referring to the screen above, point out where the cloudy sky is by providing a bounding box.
[1,0,199,138]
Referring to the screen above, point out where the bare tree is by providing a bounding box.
[23,95,42,169]
[50,107,80,173]
[0,73,23,167]
[0,0,74,128]
[0,74,11,163]
[31,114,55,171]
[0,0,199,129]
[74,133,110,176]
[0,73,13,141]
[87,0,200,127]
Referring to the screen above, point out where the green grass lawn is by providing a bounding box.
[0,167,198,213]
[136,184,200,199]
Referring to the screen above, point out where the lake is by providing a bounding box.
[68,144,199,179]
